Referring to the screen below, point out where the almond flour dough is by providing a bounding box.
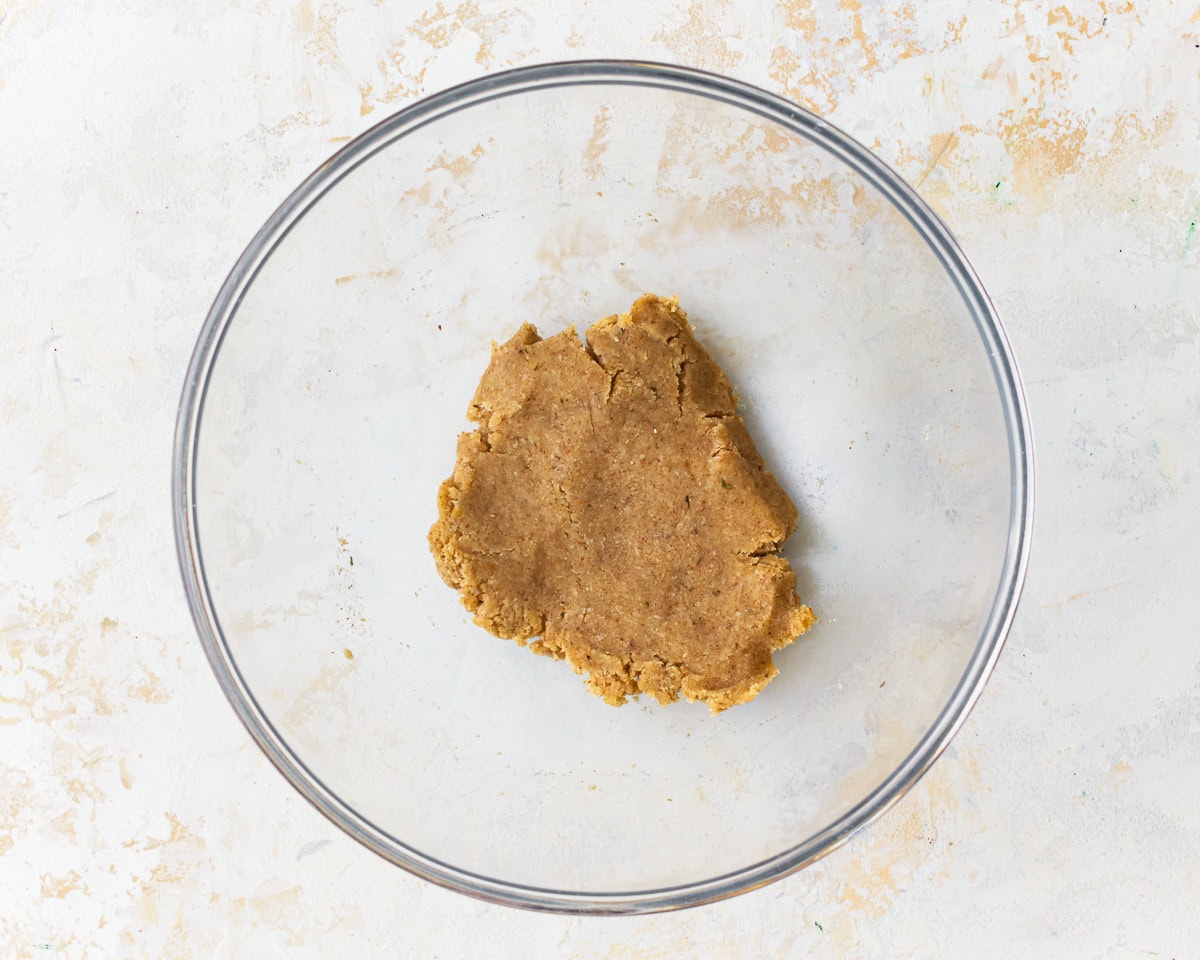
[428,294,815,712]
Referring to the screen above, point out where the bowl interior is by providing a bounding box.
[187,69,1017,902]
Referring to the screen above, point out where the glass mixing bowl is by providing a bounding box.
[174,61,1033,913]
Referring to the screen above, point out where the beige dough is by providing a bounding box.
[429,294,815,712]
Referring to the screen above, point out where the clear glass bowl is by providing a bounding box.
[174,62,1033,914]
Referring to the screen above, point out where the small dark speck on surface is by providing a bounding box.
[879,680,886,688]
[720,479,732,489]
[814,921,825,932]
[438,324,443,330]
[349,555,354,566]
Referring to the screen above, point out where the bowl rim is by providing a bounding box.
[173,59,1035,915]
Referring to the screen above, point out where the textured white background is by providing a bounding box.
[2,0,1199,956]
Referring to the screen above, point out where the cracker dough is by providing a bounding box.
[429,294,815,712]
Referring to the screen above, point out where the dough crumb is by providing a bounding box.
[429,294,815,713]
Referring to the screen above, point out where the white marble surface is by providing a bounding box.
[2,0,1199,956]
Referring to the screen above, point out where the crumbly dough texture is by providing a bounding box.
[429,294,815,712]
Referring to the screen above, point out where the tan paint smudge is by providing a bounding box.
[757,124,794,156]
[407,0,514,67]
[140,887,159,924]
[410,0,461,48]
[262,110,331,136]
[233,886,307,946]
[534,222,594,274]
[914,131,960,188]
[653,0,744,72]
[4,577,114,721]
[119,757,134,789]
[1101,758,1133,790]
[651,107,701,186]
[428,143,485,178]
[580,939,685,960]
[334,268,400,286]
[64,777,105,816]
[52,809,77,841]
[583,106,611,179]
[231,590,326,633]
[132,668,169,705]
[308,2,342,67]
[780,0,817,37]
[116,811,211,954]
[1043,579,1131,609]
[999,106,1089,187]
[376,39,428,104]
[1061,109,1190,219]
[819,748,987,950]
[706,184,794,228]
[1047,1,1134,54]
[832,855,899,920]
[40,868,86,899]
[100,616,118,634]
[706,120,796,166]
[283,662,354,728]
[836,8,880,75]
[292,0,315,35]
[702,174,853,230]
[343,647,354,660]
[888,0,931,62]
[0,774,33,855]
[0,491,16,548]
[946,13,969,44]
[769,46,838,115]
[359,82,375,116]
[75,562,101,595]
[142,812,202,852]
